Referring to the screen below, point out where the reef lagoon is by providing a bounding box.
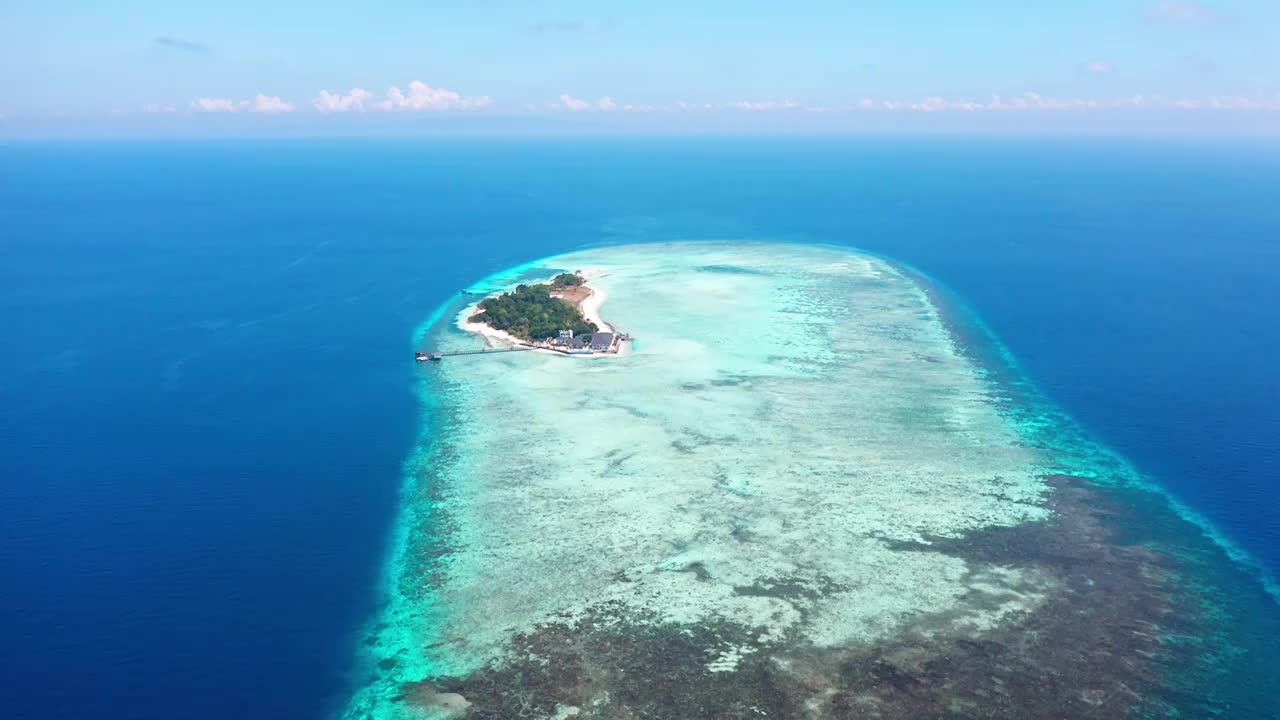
[346,242,1280,720]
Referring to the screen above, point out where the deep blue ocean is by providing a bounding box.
[2,138,1277,719]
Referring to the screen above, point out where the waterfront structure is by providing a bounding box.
[550,329,619,353]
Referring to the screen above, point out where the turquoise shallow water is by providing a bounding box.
[346,242,1280,719]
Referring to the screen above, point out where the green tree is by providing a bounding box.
[470,283,597,341]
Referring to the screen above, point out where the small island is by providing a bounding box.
[461,271,627,356]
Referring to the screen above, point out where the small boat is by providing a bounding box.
[415,351,429,362]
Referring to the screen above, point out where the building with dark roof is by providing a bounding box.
[554,330,617,353]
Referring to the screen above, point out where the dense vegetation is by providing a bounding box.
[470,283,597,341]
[551,272,583,287]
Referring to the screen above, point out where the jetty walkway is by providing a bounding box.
[417,347,534,362]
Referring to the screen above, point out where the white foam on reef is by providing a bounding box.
[346,242,1061,719]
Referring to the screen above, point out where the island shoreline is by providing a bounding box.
[456,269,628,358]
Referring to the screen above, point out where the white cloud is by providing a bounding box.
[723,99,800,111]
[188,95,294,114]
[1082,60,1116,75]
[377,81,491,111]
[313,88,373,113]
[535,93,1280,115]
[1209,96,1264,109]
[190,97,244,112]
[846,92,1279,112]
[143,103,177,114]
[557,94,621,111]
[1148,1,1219,25]
[251,94,294,114]
[1138,94,1280,110]
[559,94,592,111]
[314,83,487,113]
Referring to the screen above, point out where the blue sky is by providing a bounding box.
[2,0,1278,135]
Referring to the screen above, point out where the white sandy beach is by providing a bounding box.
[456,318,534,349]
[573,268,615,334]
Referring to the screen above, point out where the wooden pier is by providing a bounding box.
[417,347,534,362]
